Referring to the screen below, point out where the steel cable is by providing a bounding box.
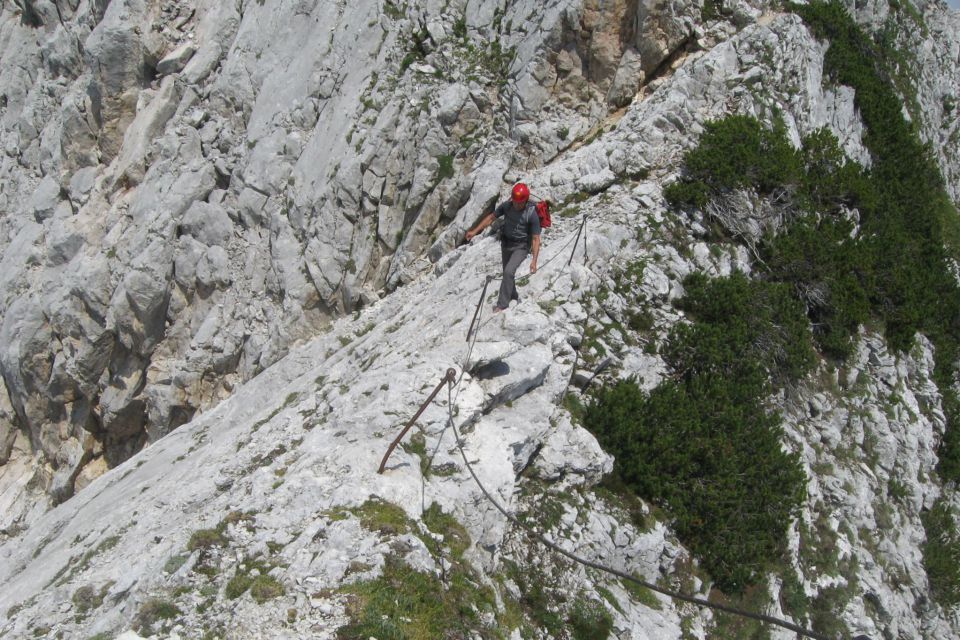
[397,218,842,639]
[401,208,842,640]
[442,377,834,640]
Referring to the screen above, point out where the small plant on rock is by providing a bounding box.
[134,597,181,635]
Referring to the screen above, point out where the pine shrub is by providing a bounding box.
[790,0,960,479]
[585,274,811,592]
[664,115,802,207]
[921,500,960,608]
[651,0,960,603]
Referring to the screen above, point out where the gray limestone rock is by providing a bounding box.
[434,83,470,127]
[0,3,959,637]
[195,245,231,290]
[29,175,61,222]
[68,167,98,205]
[45,218,85,266]
[113,76,184,187]
[156,43,197,77]
[180,201,233,247]
[532,413,613,485]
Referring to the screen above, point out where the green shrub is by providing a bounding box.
[760,215,871,360]
[452,16,467,39]
[667,272,817,387]
[504,561,565,636]
[436,154,455,181]
[664,115,802,207]
[938,395,960,481]
[72,584,109,615]
[225,572,254,600]
[701,0,722,21]
[665,0,960,483]
[422,503,470,559]
[584,273,812,592]
[568,597,613,640]
[622,578,662,610]
[779,569,810,623]
[250,574,285,603]
[187,528,228,552]
[135,598,181,634]
[338,555,494,640]
[586,375,806,592]
[351,498,411,535]
[921,499,960,608]
[788,0,960,479]
[797,128,872,212]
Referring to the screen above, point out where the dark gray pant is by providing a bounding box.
[498,243,528,309]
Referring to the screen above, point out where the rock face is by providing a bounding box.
[0,0,958,639]
[0,0,702,530]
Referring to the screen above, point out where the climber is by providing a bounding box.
[464,182,541,313]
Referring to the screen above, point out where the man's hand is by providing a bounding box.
[530,261,538,274]
[465,229,475,241]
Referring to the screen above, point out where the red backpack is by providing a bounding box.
[535,199,552,229]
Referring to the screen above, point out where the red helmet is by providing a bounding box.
[511,183,530,204]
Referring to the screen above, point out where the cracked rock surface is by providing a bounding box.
[0,1,959,638]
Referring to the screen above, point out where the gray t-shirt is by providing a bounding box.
[494,200,541,248]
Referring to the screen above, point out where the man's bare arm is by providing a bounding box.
[465,212,496,241]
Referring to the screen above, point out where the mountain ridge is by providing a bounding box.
[1,1,959,638]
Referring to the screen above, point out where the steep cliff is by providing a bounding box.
[0,0,958,639]
[0,0,703,530]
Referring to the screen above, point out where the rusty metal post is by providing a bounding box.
[377,368,457,474]
[583,214,588,262]
[567,216,587,267]
[466,276,494,342]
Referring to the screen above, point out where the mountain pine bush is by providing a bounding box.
[615,0,960,600]
[585,274,810,592]
[790,0,960,483]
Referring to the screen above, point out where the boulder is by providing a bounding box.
[156,43,197,76]
[180,201,233,247]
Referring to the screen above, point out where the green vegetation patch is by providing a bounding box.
[708,583,776,640]
[516,481,574,534]
[667,272,816,387]
[436,154,455,181]
[226,557,286,603]
[134,597,181,635]
[401,432,430,477]
[921,499,960,608]
[187,528,229,552]
[809,573,859,640]
[786,0,960,479]
[422,503,470,559]
[187,511,257,579]
[72,582,113,619]
[336,501,507,639]
[567,597,613,640]
[664,114,802,208]
[654,2,960,601]
[622,579,662,610]
[250,574,286,603]
[350,498,412,536]
[504,559,566,636]
[337,554,495,640]
[584,273,810,593]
